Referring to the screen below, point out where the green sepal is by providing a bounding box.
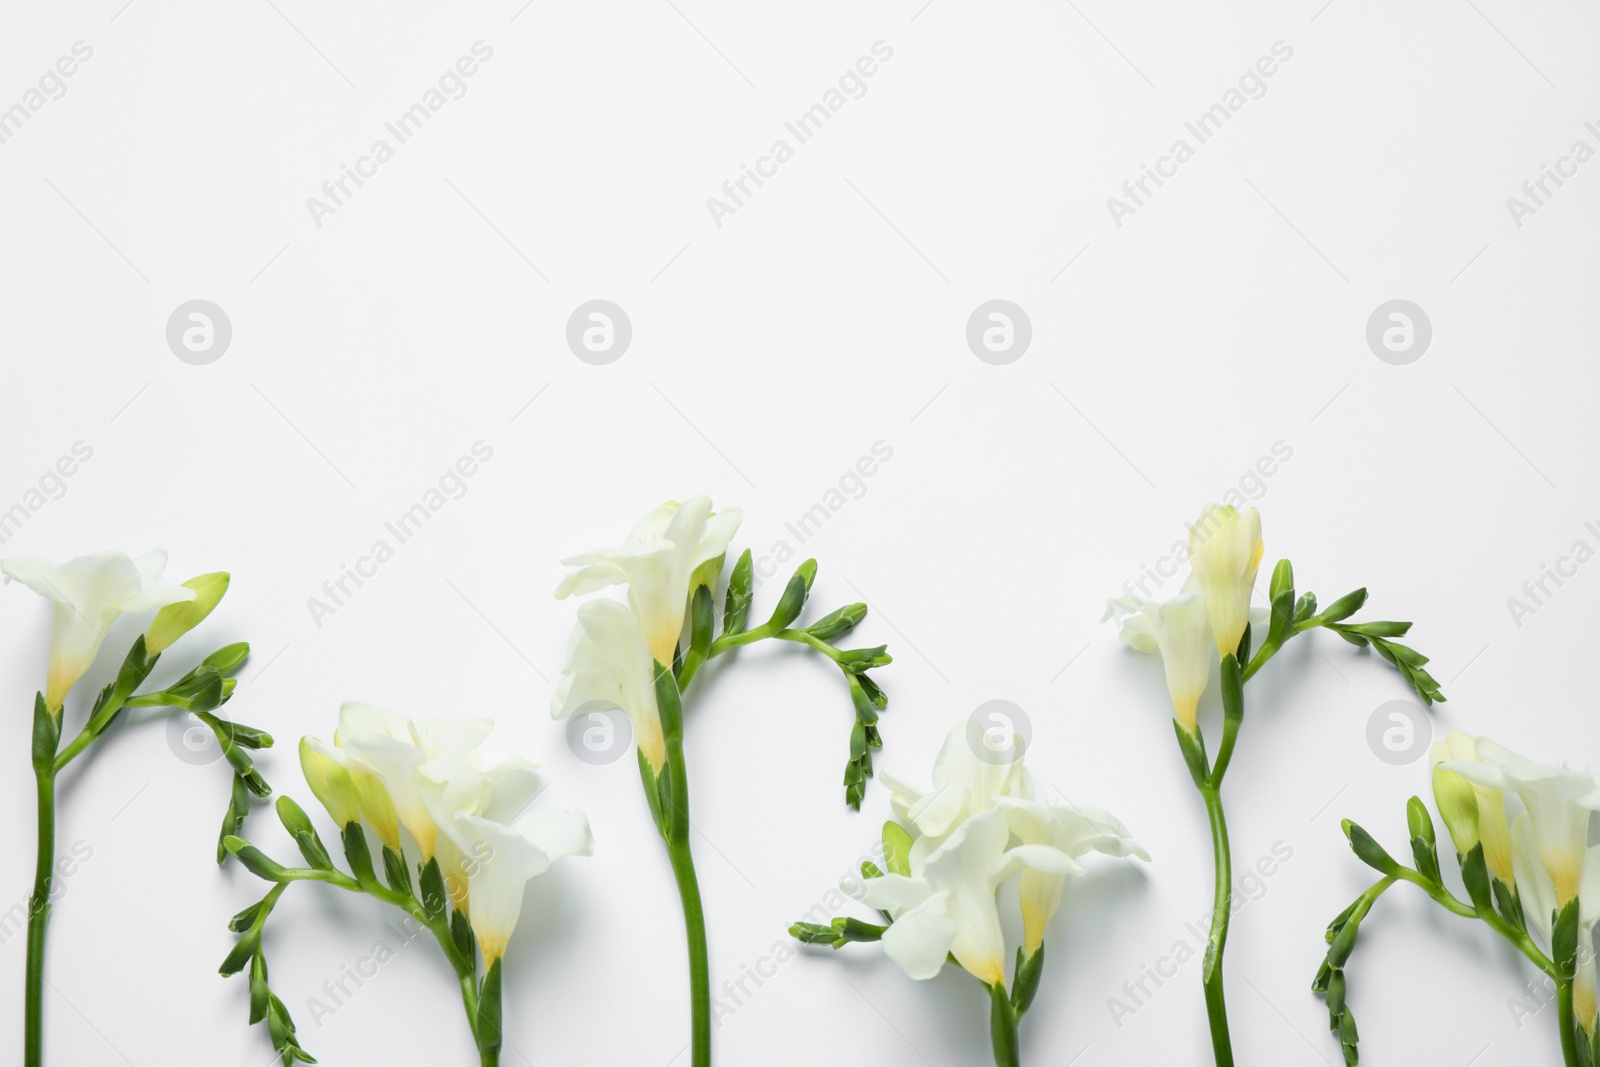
[229,898,267,933]
[1341,821,1402,878]
[1011,945,1044,1016]
[381,845,413,896]
[722,549,754,636]
[419,858,448,921]
[1235,621,1252,665]
[677,584,715,685]
[1211,653,1244,784]
[1492,878,1525,932]
[1460,843,1493,911]
[32,692,59,773]
[639,750,669,841]
[476,958,504,1061]
[860,859,883,880]
[1553,896,1582,979]
[1174,722,1211,790]
[340,823,375,886]
[451,908,475,964]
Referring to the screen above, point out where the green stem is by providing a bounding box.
[25,761,55,1067]
[988,981,1021,1067]
[1559,977,1581,1067]
[654,662,711,1067]
[1199,782,1235,1067]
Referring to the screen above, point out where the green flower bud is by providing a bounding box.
[146,572,230,654]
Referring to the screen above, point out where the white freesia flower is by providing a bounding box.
[1104,578,1214,734]
[554,496,741,665]
[859,810,1064,985]
[420,756,592,965]
[993,797,1149,954]
[1,550,197,710]
[1187,504,1264,658]
[1428,730,1514,884]
[1508,812,1600,1032]
[879,722,1034,845]
[1443,737,1600,904]
[334,702,493,863]
[552,598,666,772]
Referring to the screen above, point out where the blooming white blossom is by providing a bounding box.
[420,756,592,964]
[554,497,741,665]
[1443,737,1600,904]
[878,722,1034,846]
[1104,579,1214,733]
[331,702,493,863]
[993,797,1148,954]
[552,598,665,772]
[2,550,196,709]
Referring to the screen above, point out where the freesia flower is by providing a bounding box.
[879,721,1034,844]
[857,810,1036,985]
[552,598,666,771]
[1444,737,1600,904]
[554,496,741,665]
[1,549,196,710]
[1187,504,1263,658]
[993,797,1149,955]
[1509,812,1600,1032]
[421,756,593,963]
[1428,730,1514,884]
[332,702,493,862]
[1104,579,1214,734]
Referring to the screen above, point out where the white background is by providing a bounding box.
[1,2,1597,1065]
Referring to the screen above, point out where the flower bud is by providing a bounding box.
[299,736,361,828]
[146,572,230,654]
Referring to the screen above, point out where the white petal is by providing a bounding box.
[879,892,956,981]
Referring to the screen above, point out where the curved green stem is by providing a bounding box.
[654,662,711,1067]
[25,760,55,1067]
[1199,782,1235,1067]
